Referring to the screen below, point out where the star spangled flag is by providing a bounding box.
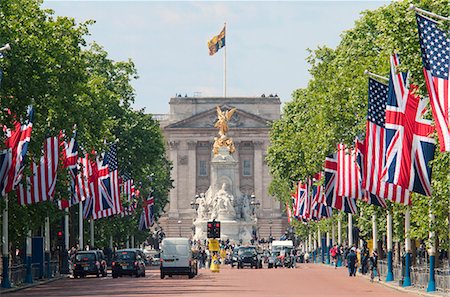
[382,54,436,197]
[93,144,122,219]
[324,153,357,214]
[208,25,226,56]
[337,143,362,200]
[139,196,154,230]
[17,136,59,205]
[2,106,34,196]
[363,77,410,206]
[416,13,449,152]
[120,173,136,217]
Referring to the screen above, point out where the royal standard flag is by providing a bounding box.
[208,26,225,56]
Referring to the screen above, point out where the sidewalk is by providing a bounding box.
[320,263,447,297]
[0,275,66,295]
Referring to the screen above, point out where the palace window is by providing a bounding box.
[243,159,252,176]
[199,160,208,176]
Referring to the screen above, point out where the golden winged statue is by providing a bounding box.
[214,106,236,136]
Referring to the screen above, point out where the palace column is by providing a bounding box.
[168,140,180,218]
[253,141,264,212]
[187,141,197,216]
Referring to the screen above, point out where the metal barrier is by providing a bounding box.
[378,260,450,293]
[7,260,60,287]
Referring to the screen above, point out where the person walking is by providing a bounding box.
[330,244,337,268]
[347,247,357,277]
[369,250,381,282]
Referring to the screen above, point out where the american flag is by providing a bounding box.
[382,54,436,197]
[324,153,357,214]
[2,106,34,196]
[17,136,59,205]
[93,144,122,219]
[416,13,449,152]
[120,173,136,217]
[139,195,154,230]
[337,143,362,200]
[363,77,410,206]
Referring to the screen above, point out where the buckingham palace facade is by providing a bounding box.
[157,95,287,239]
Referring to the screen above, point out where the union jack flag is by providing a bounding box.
[93,144,123,219]
[17,136,59,205]
[83,153,95,219]
[382,54,436,197]
[2,106,34,196]
[0,151,9,196]
[139,195,154,230]
[324,153,357,214]
[295,181,309,219]
[416,13,449,152]
[310,173,332,220]
[363,77,410,206]
[59,131,82,209]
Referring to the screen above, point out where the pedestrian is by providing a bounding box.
[369,250,381,282]
[304,251,310,263]
[329,244,337,268]
[347,247,357,277]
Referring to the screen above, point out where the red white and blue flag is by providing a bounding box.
[324,153,357,214]
[1,106,34,196]
[120,173,136,217]
[17,136,59,205]
[337,143,362,200]
[93,144,123,219]
[382,54,436,197]
[139,196,154,230]
[310,173,332,220]
[363,77,410,206]
[416,13,449,152]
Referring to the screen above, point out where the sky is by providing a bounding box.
[43,1,388,115]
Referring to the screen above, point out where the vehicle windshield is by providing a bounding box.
[163,244,190,256]
[238,247,257,255]
[114,251,136,261]
[75,253,96,262]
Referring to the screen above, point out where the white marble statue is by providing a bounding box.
[241,196,252,222]
[196,197,208,221]
[209,183,236,220]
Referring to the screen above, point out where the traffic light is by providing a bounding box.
[56,228,64,248]
[207,221,221,238]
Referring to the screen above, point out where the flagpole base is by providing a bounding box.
[2,256,12,288]
[25,255,33,284]
[403,252,411,287]
[386,251,394,282]
[426,255,436,292]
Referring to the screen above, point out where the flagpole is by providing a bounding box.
[223,22,227,98]
[79,202,83,250]
[1,194,11,288]
[408,5,450,21]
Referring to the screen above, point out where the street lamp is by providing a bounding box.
[177,220,182,237]
[269,219,273,241]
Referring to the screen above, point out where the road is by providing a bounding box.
[7,264,420,297]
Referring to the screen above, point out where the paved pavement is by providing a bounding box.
[5,264,421,297]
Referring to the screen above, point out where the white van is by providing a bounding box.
[160,238,198,279]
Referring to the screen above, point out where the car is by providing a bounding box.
[143,248,161,266]
[73,251,105,278]
[237,246,262,269]
[160,237,198,279]
[230,247,241,268]
[134,248,149,266]
[111,249,146,278]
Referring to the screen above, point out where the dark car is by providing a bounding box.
[112,249,146,278]
[230,247,241,268]
[73,251,104,278]
[237,246,262,269]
